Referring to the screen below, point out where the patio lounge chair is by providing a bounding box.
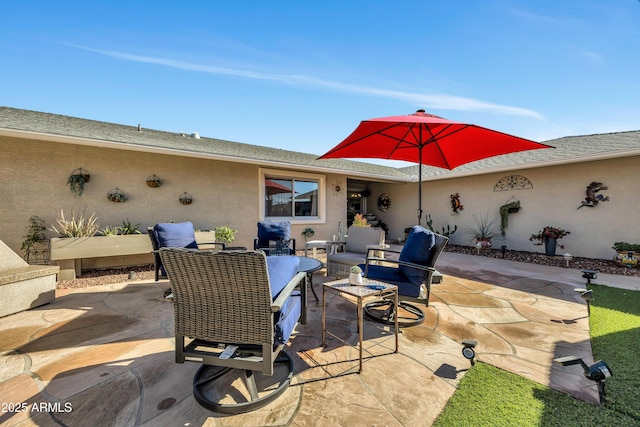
[148,222,224,281]
[254,220,296,255]
[327,226,386,277]
[159,248,305,414]
[361,225,448,327]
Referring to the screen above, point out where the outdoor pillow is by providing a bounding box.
[398,226,435,285]
[153,222,198,249]
[257,221,291,248]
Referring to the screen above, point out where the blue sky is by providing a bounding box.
[3,1,640,166]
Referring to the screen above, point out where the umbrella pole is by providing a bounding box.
[418,162,423,225]
[417,131,423,225]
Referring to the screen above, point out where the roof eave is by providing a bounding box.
[0,128,410,182]
[417,148,640,182]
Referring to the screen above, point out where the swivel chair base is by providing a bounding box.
[193,350,294,414]
[364,299,425,327]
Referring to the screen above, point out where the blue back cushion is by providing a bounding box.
[153,222,198,249]
[399,226,435,285]
[266,255,301,344]
[266,255,300,297]
[257,221,291,248]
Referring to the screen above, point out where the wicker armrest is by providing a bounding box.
[272,271,306,312]
[197,242,226,250]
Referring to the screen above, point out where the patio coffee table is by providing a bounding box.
[322,278,398,373]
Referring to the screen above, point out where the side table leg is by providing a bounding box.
[358,297,363,373]
[394,290,399,353]
[321,286,326,347]
[308,273,319,302]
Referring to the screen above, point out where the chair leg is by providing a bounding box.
[192,350,294,414]
[364,299,425,327]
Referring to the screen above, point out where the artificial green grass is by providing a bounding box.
[434,283,640,427]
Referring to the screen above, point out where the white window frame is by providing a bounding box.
[259,168,326,224]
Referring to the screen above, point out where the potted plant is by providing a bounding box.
[119,218,142,235]
[49,208,99,238]
[352,213,370,227]
[21,215,47,263]
[215,226,238,246]
[612,242,640,268]
[349,265,364,285]
[529,226,570,256]
[468,212,501,249]
[67,167,91,196]
[179,192,193,205]
[146,174,161,188]
[301,227,315,242]
[107,188,127,202]
[499,200,520,236]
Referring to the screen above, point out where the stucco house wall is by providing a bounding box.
[0,136,347,262]
[2,107,639,268]
[368,156,637,260]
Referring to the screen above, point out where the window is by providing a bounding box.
[260,169,325,223]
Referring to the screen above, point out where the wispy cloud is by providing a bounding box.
[72,45,543,119]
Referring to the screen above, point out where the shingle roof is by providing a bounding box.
[2,106,639,183]
[0,106,408,181]
[401,129,640,181]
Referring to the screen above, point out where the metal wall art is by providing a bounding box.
[493,175,533,191]
[578,182,610,209]
[450,193,463,213]
[377,193,391,211]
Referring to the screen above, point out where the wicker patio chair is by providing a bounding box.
[159,248,305,414]
[148,222,224,282]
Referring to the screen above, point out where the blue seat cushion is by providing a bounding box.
[398,226,435,286]
[267,255,301,344]
[359,264,422,298]
[274,291,301,345]
[257,221,291,248]
[153,222,198,249]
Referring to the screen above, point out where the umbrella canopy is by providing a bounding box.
[319,110,553,223]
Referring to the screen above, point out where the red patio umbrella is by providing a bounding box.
[319,110,553,224]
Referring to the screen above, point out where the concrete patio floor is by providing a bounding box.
[1,252,637,426]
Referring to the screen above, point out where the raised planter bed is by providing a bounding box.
[51,231,216,280]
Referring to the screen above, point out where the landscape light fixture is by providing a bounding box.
[574,288,594,315]
[582,269,597,285]
[563,253,573,267]
[554,355,612,404]
[501,245,507,259]
[461,339,477,366]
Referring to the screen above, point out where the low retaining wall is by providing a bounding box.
[0,239,59,318]
[0,265,59,317]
